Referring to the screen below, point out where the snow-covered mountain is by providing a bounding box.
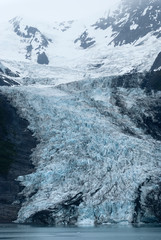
[1,0,161,75]
[92,0,161,46]
[10,17,51,64]
[0,0,161,225]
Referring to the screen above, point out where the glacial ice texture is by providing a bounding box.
[1,74,161,225]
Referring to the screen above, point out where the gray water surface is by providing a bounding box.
[0,224,161,240]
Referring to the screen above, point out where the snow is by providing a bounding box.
[142,7,149,16]
[114,13,130,26]
[0,13,161,83]
[0,9,161,82]
[130,22,138,30]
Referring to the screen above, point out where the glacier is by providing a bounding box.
[0,0,161,225]
[1,73,161,225]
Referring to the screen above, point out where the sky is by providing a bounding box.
[0,0,120,22]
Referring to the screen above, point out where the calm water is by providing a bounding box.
[0,224,161,240]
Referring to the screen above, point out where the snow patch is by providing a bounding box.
[130,22,138,30]
[142,7,148,16]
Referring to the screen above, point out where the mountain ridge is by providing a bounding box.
[0,0,161,75]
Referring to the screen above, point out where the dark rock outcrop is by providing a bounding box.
[151,52,161,71]
[0,75,19,86]
[4,68,19,78]
[0,63,20,86]
[74,31,95,49]
[37,52,49,65]
[0,93,37,223]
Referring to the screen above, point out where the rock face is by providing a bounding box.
[111,70,161,141]
[92,0,161,46]
[0,76,19,87]
[0,93,37,223]
[37,52,49,65]
[151,52,161,71]
[74,31,95,49]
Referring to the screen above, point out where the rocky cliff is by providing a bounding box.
[0,93,37,222]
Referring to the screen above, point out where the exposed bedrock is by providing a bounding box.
[111,70,161,140]
[0,92,37,223]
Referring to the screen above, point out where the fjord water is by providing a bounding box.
[0,224,161,240]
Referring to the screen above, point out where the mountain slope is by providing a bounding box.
[92,0,161,46]
[0,93,37,222]
[0,0,161,76]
